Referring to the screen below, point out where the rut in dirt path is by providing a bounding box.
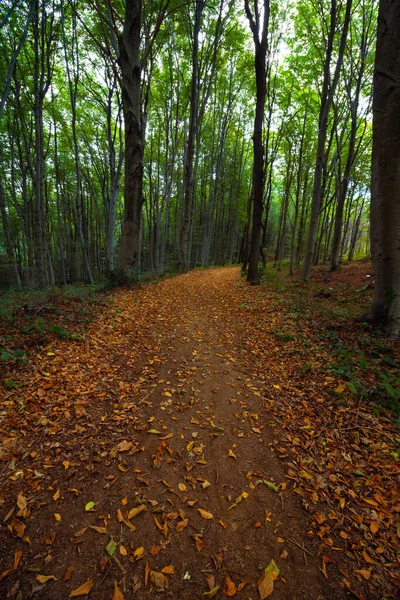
[1,268,351,599]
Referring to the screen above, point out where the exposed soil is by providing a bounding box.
[0,265,398,600]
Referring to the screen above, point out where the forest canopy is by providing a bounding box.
[0,0,377,288]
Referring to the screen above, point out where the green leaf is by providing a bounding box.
[203,585,220,598]
[85,501,95,511]
[265,559,280,576]
[263,480,279,493]
[106,538,117,556]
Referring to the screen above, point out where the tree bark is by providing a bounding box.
[368,0,400,337]
[117,0,143,272]
[245,0,270,284]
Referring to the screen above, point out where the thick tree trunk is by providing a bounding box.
[368,0,400,336]
[245,0,269,284]
[118,0,143,272]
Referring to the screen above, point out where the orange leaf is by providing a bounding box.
[17,493,27,510]
[69,579,94,597]
[177,518,188,532]
[258,572,277,599]
[36,574,57,583]
[64,566,74,581]
[161,565,174,575]
[13,550,22,570]
[113,582,124,600]
[223,576,237,596]
[355,569,371,581]
[194,534,204,551]
[145,561,150,587]
[370,521,379,534]
[362,551,374,565]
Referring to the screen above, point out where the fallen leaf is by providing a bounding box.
[85,502,95,511]
[64,566,74,581]
[227,449,237,459]
[89,526,107,534]
[203,585,220,598]
[223,576,237,596]
[178,483,187,492]
[198,508,213,519]
[69,579,94,597]
[258,573,276,599]
[177,518,189,532]
[113,582,124,600]
[133,546,144,558]
[355,569,371,581]
[370,521,379,534]
[128,504,147,519]
[263,480,279,493]
[117,440,132,452]
[119,545,128,556]
[106,538,117,556]
[161,565,174,574]
[150,570,168,589]
[13,550,22,570]
[17,493,27,510]
[194,534,204,551]
[36,574,57,583]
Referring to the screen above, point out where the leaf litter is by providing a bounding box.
[0,263,398,599]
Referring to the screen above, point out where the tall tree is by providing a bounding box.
[367,0,400,337]
[245,0,270,284]
[301,0,353,281]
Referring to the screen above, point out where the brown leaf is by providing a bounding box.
[69,579,94,597]
[119,545,128,556]
[370,521,379,534]
[89,526,107,534]
[117,440,132,452]
[223,575,237,596]
[150,570,168,590]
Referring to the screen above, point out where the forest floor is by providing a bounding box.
[0,262,399,600]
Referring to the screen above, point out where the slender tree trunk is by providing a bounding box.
[301,0,353,281]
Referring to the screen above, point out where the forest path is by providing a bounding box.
[0,267,397,600]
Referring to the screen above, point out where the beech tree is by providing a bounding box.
[367,0,400,337]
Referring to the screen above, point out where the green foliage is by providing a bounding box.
[0,348,28,364]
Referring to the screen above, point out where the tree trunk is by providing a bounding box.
[368,0,400,336]
[117,0,143,272]
[301,0,353,281]
[245,0,270,284]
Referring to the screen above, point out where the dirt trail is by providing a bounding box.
[0,268,392,599]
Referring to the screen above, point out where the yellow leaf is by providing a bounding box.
[228,449,237,459]
[36,574,57,583]
[69,579,94,597]
[334,384,346,393]
[178,483,187,492]
[298,470,313,480]
[113,582,124,600]
[133,546,144,558]
[119,545,128,556]
[128,504,147,519]
[17,493,27,510]
[198,508,213,519]
[203,585,220,598]
[54,513,62,522]
[13,550,22,570]
[277,537,285,543]
[53,489,60,501]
